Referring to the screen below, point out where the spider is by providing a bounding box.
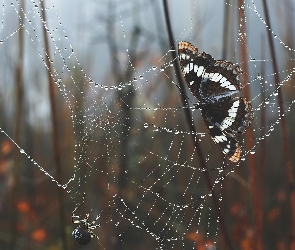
[71,207,100,245]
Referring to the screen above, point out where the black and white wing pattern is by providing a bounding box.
[178,41,254,162]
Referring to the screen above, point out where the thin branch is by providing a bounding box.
[257,34,266,249]
[237,1,260,248]
[40,1,68,249]
[162,1,234,249]
[10,0,25,248]
[261,0,295,248]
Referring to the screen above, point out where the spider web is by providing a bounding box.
[0,0,294,249]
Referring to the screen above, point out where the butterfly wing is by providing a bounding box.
[201,97,253,162]
[202,97,253,135]
[178,41,243,103]
[205,124,242,163]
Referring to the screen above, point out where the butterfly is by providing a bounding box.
[178,41,253,162]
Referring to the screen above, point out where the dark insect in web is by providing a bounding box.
[71,207,100,245]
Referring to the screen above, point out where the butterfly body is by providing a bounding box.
[178,41,253,162]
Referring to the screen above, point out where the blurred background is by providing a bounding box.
[0,0,295,249]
